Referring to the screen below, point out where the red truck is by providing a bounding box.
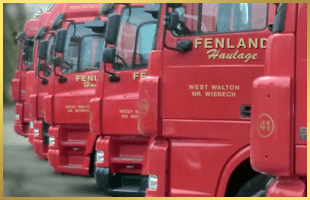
[250,3,307,197]
[27,3,63,159]
[44,3,106,176]
[94,3,279,197]
[26,11,51,147]
[12,18,39,137]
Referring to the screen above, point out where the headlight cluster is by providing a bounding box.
[96,151,104,163]
[34,128,39,137]
[15,114,20,120]
[29,121,34,128]
[148,174,158,190]
[49,136,55,146]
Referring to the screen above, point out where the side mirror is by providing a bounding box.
[99,3,114,16]
[15,31,25,41]
[34,27,47,40]
[84,18,106,33]
[53,57,61,66]
[51,13,64,30]
[105,14,121,44]
[54,29,67,53]
[38,40,48,60]
[164,11,179,30]
[37,63,45,71]
[143,4,160,19]
[102,47,116,63]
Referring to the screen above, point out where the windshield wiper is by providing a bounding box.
[63,60,73,69]
[116,55,130,69]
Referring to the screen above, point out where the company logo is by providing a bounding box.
[195,37,268,63]
[139,99,149,115]
[76,75,97,88]
[257,113,275,138]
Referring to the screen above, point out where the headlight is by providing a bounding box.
[49,136,55,146]
[34,128,39,137]
[96,151,104,163]
[15,114,20,120]
[148,174,158,190]
[29,121,34,128]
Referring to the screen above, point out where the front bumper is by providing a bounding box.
[13,121,29,137]
[95,167,148,197]
[266,176,306,197]
[33,138,48,159]
[13,103,29,137]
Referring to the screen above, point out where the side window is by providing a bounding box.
[136,23,157,65]
[79,35,105,71]
[173,3,268,36]
[113,6,158,71]
[23,38,35,68]
[62,24,105,74]
[42,36,55,77]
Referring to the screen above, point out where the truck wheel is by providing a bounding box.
[89,151,96,177]
[235,174,273,197]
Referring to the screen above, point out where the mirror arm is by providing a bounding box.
[52,57,67,82]
[116,55,129,69]
[103,63,120,82]
[37,62,48,84]
[162,6,181,52]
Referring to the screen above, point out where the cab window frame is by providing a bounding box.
[112,5,160,72]
[170,3,269,38]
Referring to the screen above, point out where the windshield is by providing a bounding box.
[114,6,158,71]
[62,23,104,74]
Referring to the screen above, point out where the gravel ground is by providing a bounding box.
[3,106,106,197]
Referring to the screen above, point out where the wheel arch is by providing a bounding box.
[215,145,259,196]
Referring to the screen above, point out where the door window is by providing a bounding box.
[172,3,268,36]
[113,6,158,71]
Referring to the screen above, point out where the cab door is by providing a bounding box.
[102,6,158,135]
[162,3,276,121]
[52,23,105,125]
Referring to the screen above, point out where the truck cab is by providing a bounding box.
[45,3,106,176]
[12,18,39,137]
[27,3,62,159]
[95,3,278,197]
[27,11,52,146]
[250,3,307,197]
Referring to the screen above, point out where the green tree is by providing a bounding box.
[3,3,28,105]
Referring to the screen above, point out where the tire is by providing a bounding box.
[89,151,96,177]
[235,174,273,197]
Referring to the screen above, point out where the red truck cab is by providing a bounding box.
[44,3,106,176]
[95,3,279,197]
[12,18,39,137]
[27,11,52,146]
[250,3,307,197]
[28,3,62,159]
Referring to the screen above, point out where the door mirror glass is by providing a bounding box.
[105,14,121,44]
[38,40,48,60]
[84,18,106,33]
[55,29,67,53]
[51,13,64,30]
